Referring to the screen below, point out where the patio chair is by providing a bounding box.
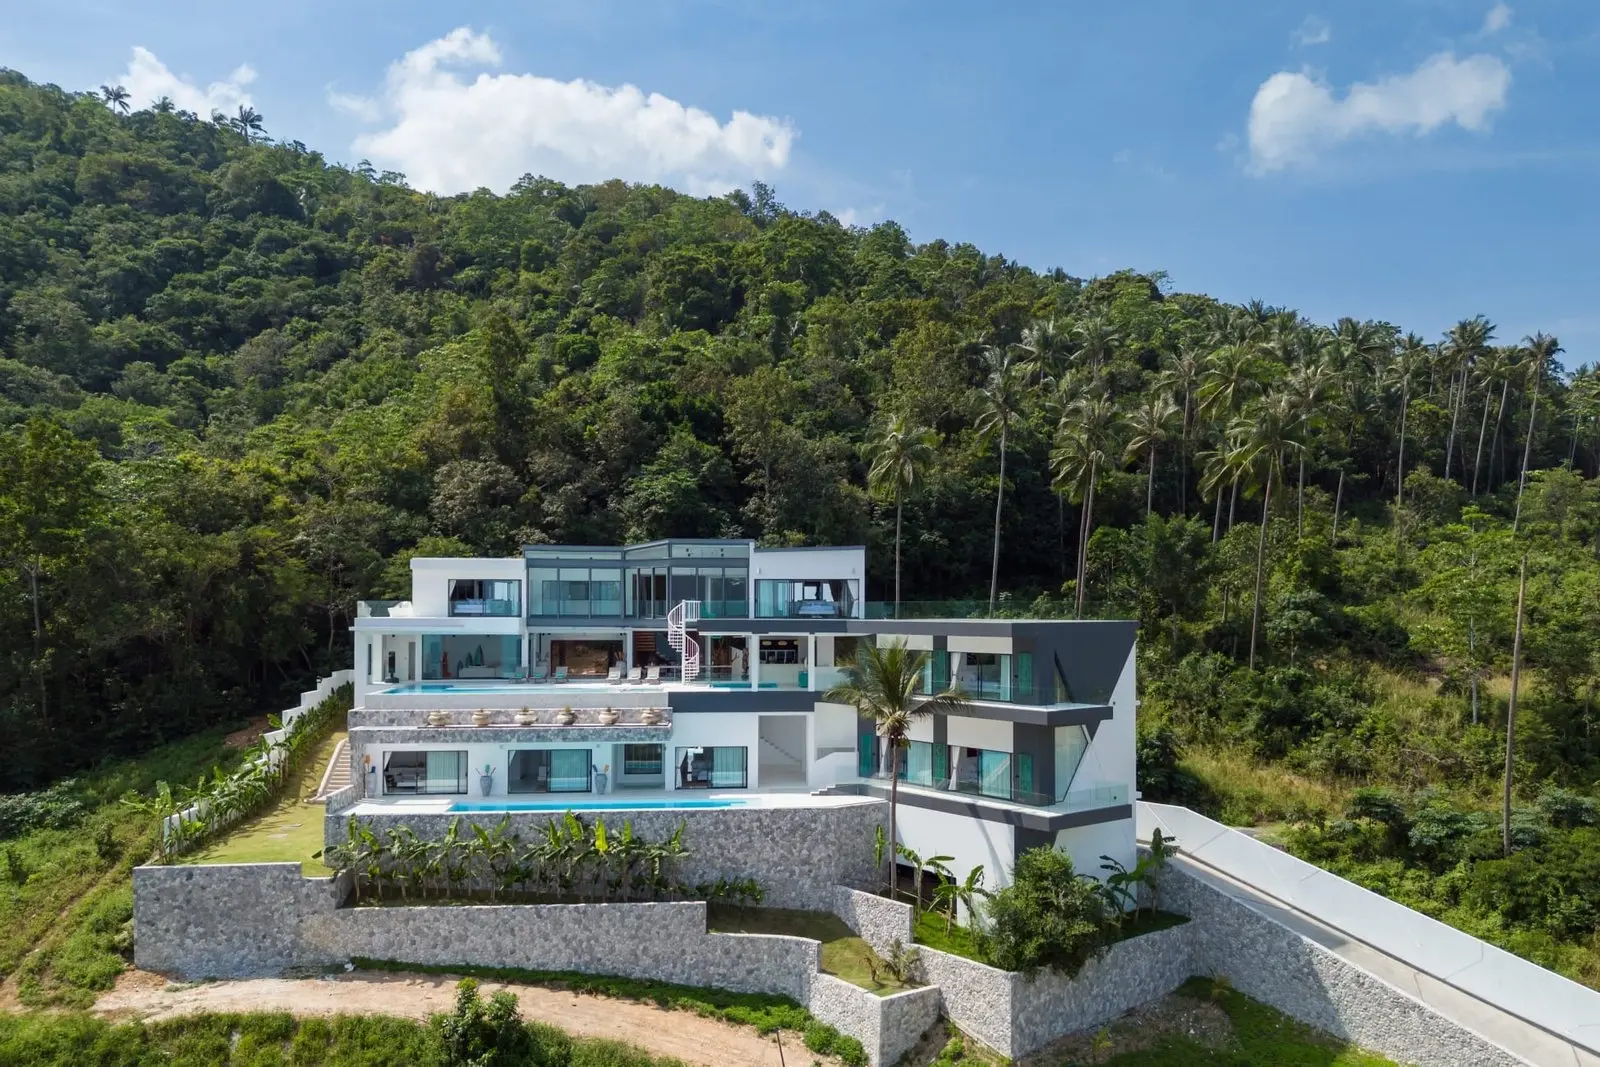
[626,666,643,683]
[644,665,661,685]
[553,666,569,683]
[529,665,549,683]
[606,665,623,683]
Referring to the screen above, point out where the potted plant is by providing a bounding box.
[555,706,575,726]
[478,764,495,797]
[472,708,492,727]
[598,706,619,726]
[426,709,449,727]
[640,706,662,725]
[515,706,536,726]
[593,763,608,793]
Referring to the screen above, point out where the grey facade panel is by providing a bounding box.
[844,780,1131,834]
[666,689,819,714]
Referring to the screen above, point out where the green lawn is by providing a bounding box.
[182,730,345,876]
[706,904,914,994]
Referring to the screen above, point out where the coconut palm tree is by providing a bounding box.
[1443,317,1493,482]
[1072,315,1121,376]
[1122,391,1180,519]
[1504,553,1528,856]
[99,84,130,113]
[1233,391,1307,669]
[1283,357,1339,538]
[1051,393,1119,617]
[866,415,938,619]
[1513,333,1562,532]
[1383,334,1430,509]
[1155,347,1203,512]
[1197,344,1262,422]
[824,640,966,897]
[1470,345,1515,496]
[233,105,266,143]
[974,344,1028,613]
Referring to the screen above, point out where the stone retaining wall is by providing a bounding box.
[830,886,914,956]
[1165,862,1526,1067]
[134,863,931,1065]
[329,800,887,909]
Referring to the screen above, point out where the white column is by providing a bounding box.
[749,634,761,689]
[806,634,817,691]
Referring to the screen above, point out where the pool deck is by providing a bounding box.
[342,789,876,817]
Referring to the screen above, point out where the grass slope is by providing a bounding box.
[707,903,912,994]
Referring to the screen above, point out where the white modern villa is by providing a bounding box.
[348,539,1137,891]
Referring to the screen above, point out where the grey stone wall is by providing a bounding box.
[809,974,942,1067]
[916,947,1016,1056]
[830,886,914,957]
[133,864,347,978]
[324,782,360,814]
[328,800,887,909]
[1165,864,1526,1067]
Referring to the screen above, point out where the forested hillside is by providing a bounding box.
[2,72,1599,983]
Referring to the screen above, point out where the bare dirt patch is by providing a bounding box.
[223,716,273,749]
[97,969,834,1067]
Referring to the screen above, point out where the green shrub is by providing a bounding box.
[432,978,530,1066]
[975,847,1116,976]
[0,779,88,838]
[801,1020,866,1066]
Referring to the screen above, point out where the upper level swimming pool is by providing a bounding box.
[448,797,749,813]
[383,682,629,694]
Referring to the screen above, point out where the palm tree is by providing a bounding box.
[233,105,266,143]
[824,641,966,897]
[1443,317,1493,482]
[1283,357,1338,538]
[1122,392,1179,519]
[1197,344,1261,422]
[866,415,938,619]
[974,344,1028,613]
[1503,553,1528,857]
[153,95,176,114]
[1072,315,1121,376]
[1015,318,1066,381]
[1383,334,1429,509]
[1233,392,1306,669]
[1051,393,1119,617]
[1155,347,1202,512]
[1470,345,1515,496]
[1513,333,1561,532]
[99,84,130,113]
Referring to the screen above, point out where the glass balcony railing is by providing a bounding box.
[859,772,1127,813]
[448,598,520,617]
[358,600,403,617]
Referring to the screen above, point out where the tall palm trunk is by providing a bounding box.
[1296,454,1305,539]
[1490,378,1511,490]
[1228,477,1239,532]
[987,421,1006,613]
[1395,384,1410,509]
[889,767,901,895]
[1472,387,1494,496]
[1503,555,1528,856]
[1145,445,1156,519]
[893,491,903,620]
[1076,456,1098,618]
[1179,392,1192,514]
[1248,468,1272,670]
[1331,469,1344,543]
[1444,368,1464,482]
[1513,370,1542,533]
[1212,488,1223,543]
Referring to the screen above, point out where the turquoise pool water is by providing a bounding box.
[383,682,622,694]
[448,797,748,813]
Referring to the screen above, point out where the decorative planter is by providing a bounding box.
[640,706,662,726]
[594,771,608,793]
[555,706,576,726]
[598,707,619,726]
[515,707,537,726]
[479,774,494,797]
[426,710,450,727]
[472,709,492,727]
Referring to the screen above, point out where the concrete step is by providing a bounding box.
[312,738,351,802]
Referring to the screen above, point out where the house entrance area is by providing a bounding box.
[674,746,748,789]
[541,637,624,679]
[423,635,521,680]
[704,636,749,684]
[757,715,807,788]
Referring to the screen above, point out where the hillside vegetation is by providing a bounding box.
[1,71,1598,990]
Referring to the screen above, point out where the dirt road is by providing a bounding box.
[97,969,820,1067]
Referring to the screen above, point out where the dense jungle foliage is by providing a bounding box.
[2,72,1599,984]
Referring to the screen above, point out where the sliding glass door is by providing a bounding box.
[507,749,593,793]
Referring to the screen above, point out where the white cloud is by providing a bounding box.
[346,27,796,195]
[114,46,255,116]
[1481,3,1513,35]
[327,90,382,123]
[1293,15,1332,47]
[1246,51,1511,173]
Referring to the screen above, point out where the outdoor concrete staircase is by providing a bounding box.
[311,738,351,803]
[666,600,701,682]
[759,736,804,766]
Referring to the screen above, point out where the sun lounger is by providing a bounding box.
[626,666,643,683]
[606,665,623,683]
[553,666,569,683]
[644,665,661,684]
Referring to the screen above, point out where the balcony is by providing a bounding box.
[859,771,1128,816]
[447,598,520,617]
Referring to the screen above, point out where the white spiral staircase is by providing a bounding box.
[666,600,701,682]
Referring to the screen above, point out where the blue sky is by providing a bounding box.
[5,1,1597,366]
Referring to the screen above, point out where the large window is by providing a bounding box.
[508,750,592,793]
[958,653,1012,701]
[755,579,857,619]
[422,634,522,680]
[885,741,1036,804]
[675,746,748,789]
[383,751,467,795]
[448,578,521,617]
[528,566,623,616]
[623,744,664,775]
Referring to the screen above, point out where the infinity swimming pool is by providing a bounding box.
[383,682,631,694]
[447,797,749,813]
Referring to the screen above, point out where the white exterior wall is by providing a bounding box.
[946,715,1013,753]
[1053,819,1136,883]
[1069,645,1137,794]
[664,712,763,788]
[408,557,526,618]
[750,547,867,617]
[894,803,1016,893]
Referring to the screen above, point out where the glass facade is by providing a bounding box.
[622,744,664,775]
[447,578,521,617]
[508,749,592,793]
[382,751,467,794]
[755,578,857,618]
[887,740,1037,804]
[674,746,748,789]
[422,634,522,680]
[531,557,746,619]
